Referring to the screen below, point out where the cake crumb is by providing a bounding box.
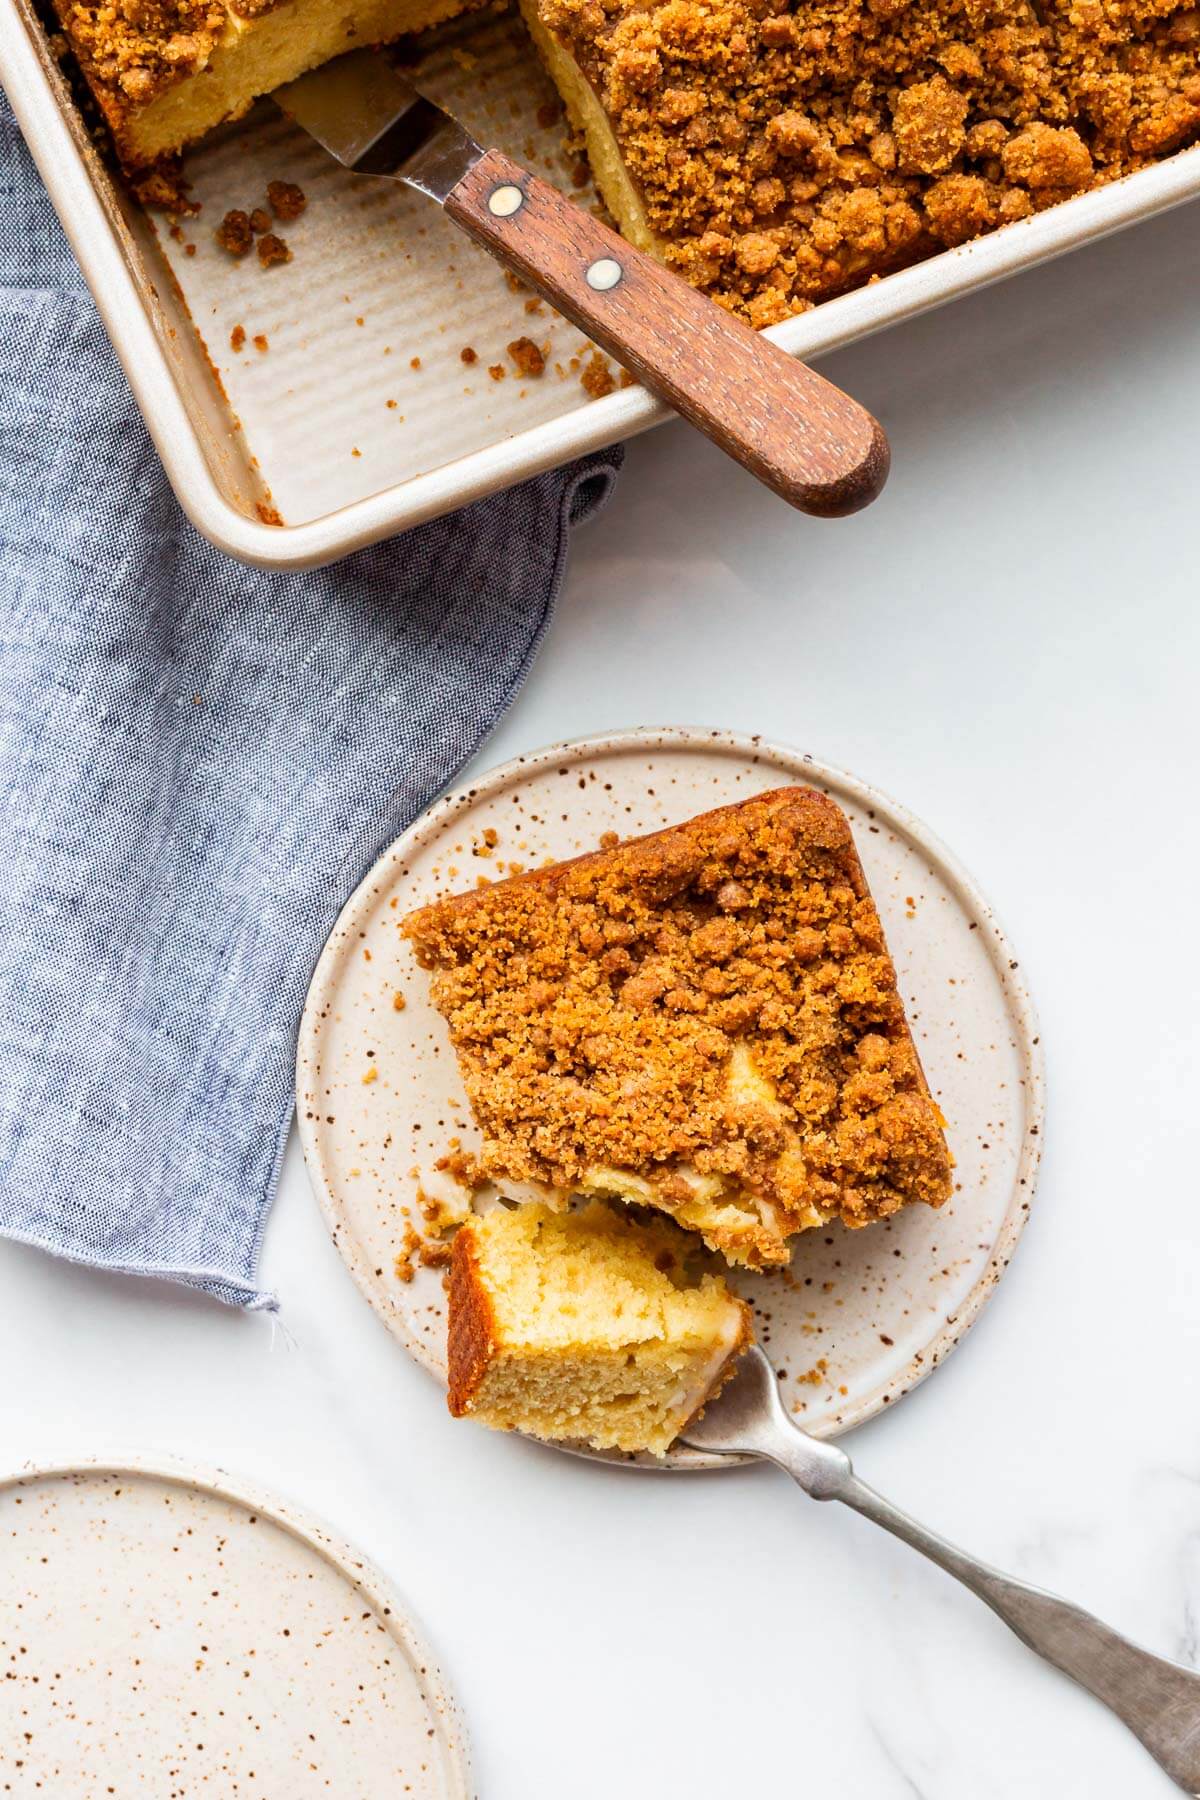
[252,333,268,353]
[133,163,197,215]
[249,206,271,235]
[215,210,252,257]
[256,232,291,268]
[229,324,246,352]
[395,1224,423,1283]
[392,991,407,1011]
[255,501,283,526]
[410,356,422,369]
[267,179,307,220]
[460,345,478,364]
[488,364,506,381]
[507,336,546,378]
[580,351,615,398]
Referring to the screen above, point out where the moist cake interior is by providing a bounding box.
[447,1198,752,1455]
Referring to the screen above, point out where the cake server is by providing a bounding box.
[682,1345,1200,1794]
[273,51,888,518]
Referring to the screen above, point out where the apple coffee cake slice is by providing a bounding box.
[403,785,952,1268]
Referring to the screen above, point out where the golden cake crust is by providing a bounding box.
[405,786,953,1261]
[446,1225,499,1416]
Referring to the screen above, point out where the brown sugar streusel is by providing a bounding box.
[580,351,616,397]
[267,179,307,220]
[536,0,1200,324]
[215,210,253,257]
[507,335,547,377]
[402,787,953,1252]
[256,232,291,268]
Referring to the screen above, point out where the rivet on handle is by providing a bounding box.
[487,184,524,217]
[585,257,623,292]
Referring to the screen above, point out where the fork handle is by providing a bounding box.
[442,147,889,518]
[839,1474,1200,1793]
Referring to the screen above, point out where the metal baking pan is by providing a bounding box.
[3,0,1198,568]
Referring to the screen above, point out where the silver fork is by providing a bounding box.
[682,1345,1200,1793]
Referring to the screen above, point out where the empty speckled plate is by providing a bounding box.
[297,728,1044,1469]
[0,1458,472,1796]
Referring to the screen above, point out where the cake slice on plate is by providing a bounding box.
[447,1198,752,1455]
[404,785,952,1268]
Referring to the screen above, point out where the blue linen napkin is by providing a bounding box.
[0,96,620,1307]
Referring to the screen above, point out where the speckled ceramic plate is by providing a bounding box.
[0,1457,473,1796]
[298,728,1044,1469]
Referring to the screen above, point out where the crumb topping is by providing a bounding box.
[580,349,617,395]
[266,178,307,219]
[508,334,548,376]
[256,230,291,267]
[215,208,253,256]
[537,0,1200,322]
[404,788,953,1252]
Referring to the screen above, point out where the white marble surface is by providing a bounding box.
[3,202,1200,1799]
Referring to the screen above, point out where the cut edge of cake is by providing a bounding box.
[53,0,478,166]
[517,0,659,255]
[447,1199,753,1456]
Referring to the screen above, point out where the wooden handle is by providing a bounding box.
[443,146,888,518]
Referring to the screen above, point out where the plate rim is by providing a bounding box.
[0,1449,475,1797]
[298,724,1046,1463]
